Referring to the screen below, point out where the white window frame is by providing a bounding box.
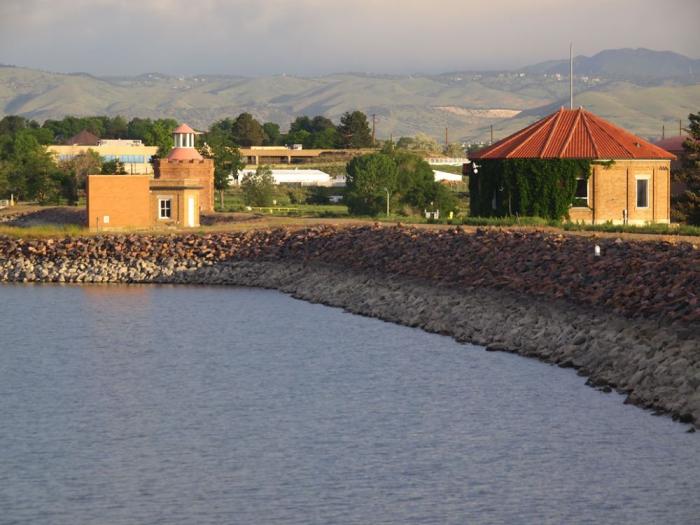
[573,177,589,207]
[158,197,172,220]
[635,176,650,209]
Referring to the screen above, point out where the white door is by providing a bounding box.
[187,196,196,227]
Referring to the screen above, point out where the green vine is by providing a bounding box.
[469,158,591,220]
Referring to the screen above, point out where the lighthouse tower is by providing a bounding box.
[167,123,203,161]
[153,122,215,212]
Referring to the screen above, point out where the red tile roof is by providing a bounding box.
[166,147,203,161]
[653,135,697,153]
[471,108,676,160]
[173,123,195,134]
[64,129,100,146]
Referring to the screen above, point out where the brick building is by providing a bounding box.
[86,123,212,230]
[470,108,676,225]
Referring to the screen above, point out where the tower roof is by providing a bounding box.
[471,107,676,160]
[173,123,196,134]
[167,147,203,161]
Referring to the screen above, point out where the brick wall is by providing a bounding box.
[567,160,671,224]
[86,175,151,230]
[154,159,214,212]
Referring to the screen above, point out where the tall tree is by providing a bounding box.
[199,122,245,209]
[671,111,700,225]
[262,122,281,146]
[231,113,265,147]
[0,127,59,201]
[345,153,398,215]
[149,119,178,157]
[337,111,372,148]
[104,116,128,139]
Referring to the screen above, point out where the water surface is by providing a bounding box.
[1,284,698,524]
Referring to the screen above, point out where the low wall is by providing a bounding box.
[0,226,698,427]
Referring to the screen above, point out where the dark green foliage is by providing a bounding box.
[469,158,591,220]
[241,165,275,206]
[53,171,79,205]
[101,159,127,174]
[346,151,459,216]
[199,121,245,209]
[671,110,700,225]
[284,115,339,148]
[0,122,60,201]
[345,153,398,215]
[337,111,373,148]
[262,122,281,145]
[231,113,265,147]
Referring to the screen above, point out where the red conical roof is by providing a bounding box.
[167,147,203,161]
[173,123,195,134]
[472,108,675,160]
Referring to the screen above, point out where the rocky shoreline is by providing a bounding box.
[0,226,698,428]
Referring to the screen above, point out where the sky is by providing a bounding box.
[1,0,699,77]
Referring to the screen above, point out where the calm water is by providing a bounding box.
[0,284,698,525]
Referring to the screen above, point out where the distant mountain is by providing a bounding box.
[0,48,698,143]
[523,48,700,83]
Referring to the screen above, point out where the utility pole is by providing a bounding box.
[372,113,376,147]
[445,127,449,148]
[490,125,494,145]
[680,119,683,136]
[569,42,574,109]
[662,124,665,140]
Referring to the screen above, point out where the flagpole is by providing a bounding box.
[570,42,573,109]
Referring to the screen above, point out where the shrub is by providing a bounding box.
[241,165,275,207]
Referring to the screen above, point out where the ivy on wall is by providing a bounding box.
[469,158,591,220]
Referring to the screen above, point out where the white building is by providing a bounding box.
[433,170,464,183]
[235,169,335,187]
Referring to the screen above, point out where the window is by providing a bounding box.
[573,177,588,206]
[119,154,145,163]
[158,198,172,219]
[636,179,649,208]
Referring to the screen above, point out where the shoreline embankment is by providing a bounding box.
[0,226,698,427]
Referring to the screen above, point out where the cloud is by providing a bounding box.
[1,0,698,75]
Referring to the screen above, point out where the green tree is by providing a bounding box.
[671,111,700,225]
[345,153,398,215]
[199,124,245,209]
[101,159,127,174]
[232,113,265,147]
[337,111,372,148]
[105,116,128,138]
[241,165,275,206]
[396,133,441,153]
[0,129,59,201]
[59,149,102,188]
[149,119,177,157]
[127,117,154,141]
[263,122,281,145]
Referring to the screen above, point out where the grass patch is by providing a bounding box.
[460,216,560,227]
[0,224,90,238]
[562,222,700,236]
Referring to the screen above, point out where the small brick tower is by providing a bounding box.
[154,123,215,212]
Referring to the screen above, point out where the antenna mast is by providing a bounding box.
[569,42,573,109]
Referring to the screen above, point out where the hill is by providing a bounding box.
[522,48,700,83]
[1,48,698,143]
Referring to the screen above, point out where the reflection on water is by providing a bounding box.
[1,283,698,525]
